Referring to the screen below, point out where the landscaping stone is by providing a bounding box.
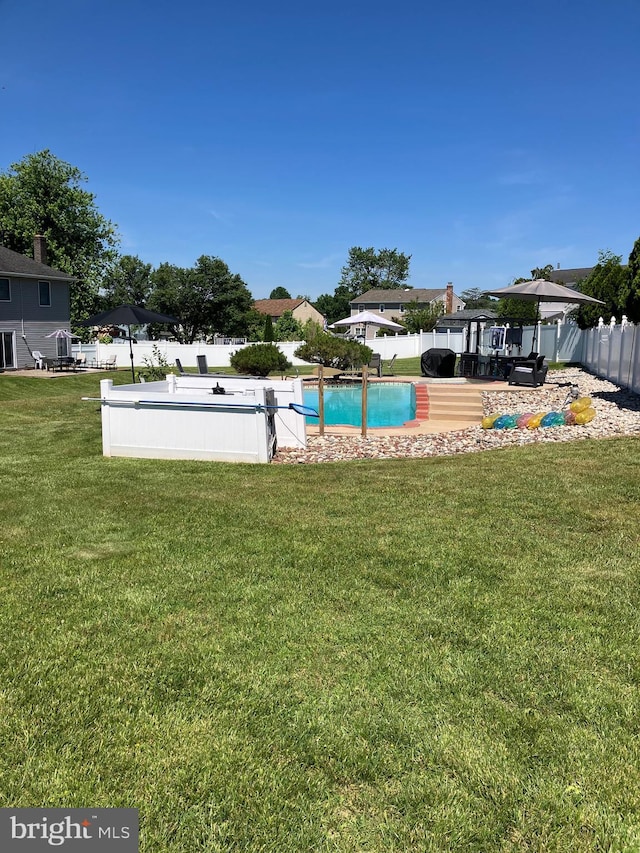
[272,368,640,464]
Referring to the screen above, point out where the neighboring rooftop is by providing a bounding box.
[0,244,74,281]
[254,298,307,315]
[549,268,593,286]
[353,288,450,304]
[439,309,498,321]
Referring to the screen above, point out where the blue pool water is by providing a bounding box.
[304,383,416,427]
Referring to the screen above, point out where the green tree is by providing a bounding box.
[394,300,444,333]
[496,297,538,322]
[574,251,630,329]
[269,286,291,299]
[0,149,119,328]
[103,255,152,308]
[263,314,274,342]
[314,285,353,326]
[273,310,303,341]
[338,246,411,297]
[625,237,640,323]
[295,327,372,370]
[459,288,497,310]
[148,256,254,343]
[531,264,555,280]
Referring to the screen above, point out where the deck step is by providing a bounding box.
[416,383,483,423]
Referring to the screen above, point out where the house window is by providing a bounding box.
[0,278,10,301]
[379,304,385,312]
[39,281,51,307]
[358,304,364,312]
[456,305,462,311]
[399,304,405,313]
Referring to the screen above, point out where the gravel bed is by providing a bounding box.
[272,368,640,464]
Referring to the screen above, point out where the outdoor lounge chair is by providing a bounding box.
[197,354,209,374]
[102,354,117,370]
[175,358,186,375]
[507,354,548,387]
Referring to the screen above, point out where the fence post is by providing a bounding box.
[318,366,324,436]
[361,367,368,437]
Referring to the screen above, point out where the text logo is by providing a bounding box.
[0,809,138,851]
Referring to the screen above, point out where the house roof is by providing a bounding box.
[549,268,593,286]
[254,298,305,316]
[0,245,74,281]
[439,309,497,321]
[352,288,448,304]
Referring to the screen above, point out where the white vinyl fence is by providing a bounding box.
[581,324,640,394]
[73,324,640,394]
[74,330,467,369]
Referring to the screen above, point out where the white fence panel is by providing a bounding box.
[581,325,640,393]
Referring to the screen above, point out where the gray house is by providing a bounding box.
[0,236,74,370]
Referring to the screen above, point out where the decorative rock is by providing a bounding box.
[272,368,640,464]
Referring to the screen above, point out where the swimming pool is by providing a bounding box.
[304,382,416,427]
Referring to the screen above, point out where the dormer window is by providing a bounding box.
[39,281,51,307]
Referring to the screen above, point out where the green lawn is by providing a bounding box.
[1,373,640,851]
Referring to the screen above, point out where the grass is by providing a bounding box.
[1,372,640,851]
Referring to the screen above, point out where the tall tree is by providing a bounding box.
[269,286,291,299]
[574,251,630,329]
[148,256,254,343]
[395,300,444,333]
[263,314,274,342]
[102,255,152,308]
[314,286,353,326]
[531,264,555,280]
[273,310,304,341]
[338,247,411,297]
[459,288,497,310]
[0,150,119,328]
[625,237,640,322]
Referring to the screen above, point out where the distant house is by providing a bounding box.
[550,267,594,286]
[542,267,596,321]
[348,284,465,337]
[0,236,75,370]
[254,298,325,327]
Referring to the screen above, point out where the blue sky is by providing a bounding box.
[1,0,638,300]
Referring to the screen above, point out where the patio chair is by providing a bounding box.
[74,353,87,368]
[382,354,397,376]
[102,354,117,370]
[508,354,548,387]
[32,350,45,370]
[197,354,209,374]
[368,353,382,378]
[175,358,186,375]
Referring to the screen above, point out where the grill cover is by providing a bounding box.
[421,348,456,378]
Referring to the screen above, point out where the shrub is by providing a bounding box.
[230,343,291,377]
[137,345,172,382]
[295,330,372,370]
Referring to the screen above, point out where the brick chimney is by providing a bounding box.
[33,235,48,265]
[445,282,453,314]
